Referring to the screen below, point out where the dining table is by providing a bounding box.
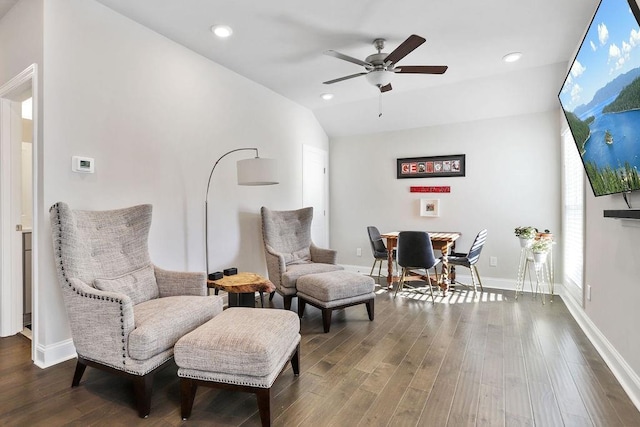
[380,231,461,291]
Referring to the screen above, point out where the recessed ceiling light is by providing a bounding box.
[321,93,334,101]
[502,52,522,63]
[211,25,233,38]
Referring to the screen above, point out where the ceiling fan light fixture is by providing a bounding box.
[211,24,233,38]
[365,70,392,88]
[502,52,522,63]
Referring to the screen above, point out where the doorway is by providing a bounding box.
[0,64,38,361]
[302,145,329,247]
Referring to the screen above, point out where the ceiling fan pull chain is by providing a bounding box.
[379,92,383,118]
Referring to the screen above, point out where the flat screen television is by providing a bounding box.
[559,0,640,196]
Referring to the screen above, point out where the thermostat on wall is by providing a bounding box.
[72,156,94,173]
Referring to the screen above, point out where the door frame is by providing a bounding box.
[0,64,39,360]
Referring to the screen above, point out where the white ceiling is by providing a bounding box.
[6,0,602,137]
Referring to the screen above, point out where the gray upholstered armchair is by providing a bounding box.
[260,206,343,310]
[49,202,223,418]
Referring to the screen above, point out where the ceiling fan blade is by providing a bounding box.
[380,83,392,93]
[324,50,372,68]
[384,34,426,66]
[395,65,448,74]
[323,72,368,85]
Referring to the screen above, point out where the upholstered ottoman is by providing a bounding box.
[296,270,375,333]
[174,307,300,426]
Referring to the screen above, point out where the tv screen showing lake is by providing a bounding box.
[580,98,640,171]
[559,0,640,196]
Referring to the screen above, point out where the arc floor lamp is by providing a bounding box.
[204,148,278,279]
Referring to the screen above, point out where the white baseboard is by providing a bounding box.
[34,338,76,368]
[560,287,640,411]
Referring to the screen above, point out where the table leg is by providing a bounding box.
[229,292,257,307]
[386,245,394,289]
[440,243,452,295]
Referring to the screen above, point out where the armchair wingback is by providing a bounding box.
[49,202,223,418]
[260,206,343,310]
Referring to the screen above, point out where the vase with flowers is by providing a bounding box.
[515,226,537,248]
[530,237,552,263]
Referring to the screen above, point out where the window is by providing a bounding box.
[562,128,584,302]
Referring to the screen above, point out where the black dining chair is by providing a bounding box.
[447,229,487,293]
[366,226,396,278]
[394,231,441,302]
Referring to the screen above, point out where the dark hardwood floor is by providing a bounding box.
[1,282,639,426]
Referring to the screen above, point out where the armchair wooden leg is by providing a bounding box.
[269,291,275,301]
[290,344,300,376]
[365,299,374,321]
[256,387,272,427]
[133,373,154,418]
[322,308,332,333]
[180,378,198,420]
[71,359,87,387]
[283,295,293,311]
[298,298,306,318]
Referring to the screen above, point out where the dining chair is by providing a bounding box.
[366,226,397,278]
[447,229,488,293]
[394,231,441,302]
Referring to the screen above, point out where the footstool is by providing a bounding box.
[296,270,375,333]
[174,307,300,426]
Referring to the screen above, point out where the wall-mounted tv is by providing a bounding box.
[559,0,640,196]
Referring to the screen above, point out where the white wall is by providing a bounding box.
[30,0,328,364]
[0,0,42,84]
[330,110,562,288]
[584,184,640,382]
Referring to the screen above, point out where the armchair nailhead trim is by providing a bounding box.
[50,203,129,365]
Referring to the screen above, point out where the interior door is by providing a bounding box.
[302,145,329,248]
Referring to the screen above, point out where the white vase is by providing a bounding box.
[519,237,533,248]
[533,252,547,263]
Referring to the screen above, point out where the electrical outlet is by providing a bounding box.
[489,256,498,267]
[356,247,362,257]
[587,285,591,301]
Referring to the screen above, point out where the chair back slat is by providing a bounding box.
[467,229,488,265]
[397,231,438,270]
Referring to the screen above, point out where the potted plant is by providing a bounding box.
[515,226,537,247]
[530,238,551,263]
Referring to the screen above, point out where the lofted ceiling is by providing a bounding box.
[6,0,602,137]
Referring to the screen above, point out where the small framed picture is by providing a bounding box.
[420,199,440,217]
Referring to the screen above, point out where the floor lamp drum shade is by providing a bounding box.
[237,157,279,185]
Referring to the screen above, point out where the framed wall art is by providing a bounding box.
[397,154,465,179]
[420,199,440,217]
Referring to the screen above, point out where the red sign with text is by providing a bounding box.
[410,186,450,193]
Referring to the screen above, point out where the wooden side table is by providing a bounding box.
[207,272,276,308]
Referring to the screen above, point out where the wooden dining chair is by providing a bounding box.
[394,231,441,302]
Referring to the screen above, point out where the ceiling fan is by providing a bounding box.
[323,34,448,93]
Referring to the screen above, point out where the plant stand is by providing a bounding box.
[532,255,553,304]
[515,247,535,299]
